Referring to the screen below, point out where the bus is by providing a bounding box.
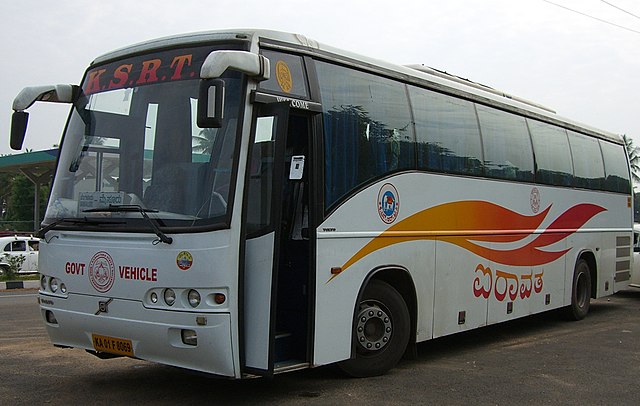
[10,29,633,378]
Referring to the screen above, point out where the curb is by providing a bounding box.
[0,280,40,290]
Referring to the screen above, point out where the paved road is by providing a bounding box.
[2,289,640,405]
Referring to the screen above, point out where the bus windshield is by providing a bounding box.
[44,46,244,230]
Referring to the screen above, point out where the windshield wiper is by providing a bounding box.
[36,217,126,239]
[83,204,173,244]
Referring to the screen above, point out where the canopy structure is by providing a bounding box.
[0,149,58,231]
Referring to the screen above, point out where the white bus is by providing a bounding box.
[11,30,632,378]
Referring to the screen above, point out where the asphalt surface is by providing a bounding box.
[1,288,640,405]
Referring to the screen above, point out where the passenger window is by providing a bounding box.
[528,120,574,186]
[410,87,483,175]
[600,140,631,193]
[316,61,415,208]
[3,243,10,252]
[11,241,26,252]
[568,131,605,190]
[476,105,534,182]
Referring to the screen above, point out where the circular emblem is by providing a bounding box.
[176,251,193,271]
[377,183,400,224]
[88,251,116,293]
[275,60,293,93]
[530,187,540,213]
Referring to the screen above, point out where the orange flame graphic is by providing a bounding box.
[336,201,605,280]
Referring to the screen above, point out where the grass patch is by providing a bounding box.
[0,273,40,282]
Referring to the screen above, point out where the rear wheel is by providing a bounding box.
[564,258,591,321]
[338,279,410,377]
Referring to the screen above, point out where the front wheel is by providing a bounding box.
[564,258,592,321]
[338,279,410,377]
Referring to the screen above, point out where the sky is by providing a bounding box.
[1,0,638,155]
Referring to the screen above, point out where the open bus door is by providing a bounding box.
[241,102,289,375]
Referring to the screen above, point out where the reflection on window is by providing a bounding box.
[600,140,630,193]
[477,105,534,182]
[528,120,573,186]
[246,116,276,234]
[568,131,605,190]
[410,87,483,175]
[317,61,415,208]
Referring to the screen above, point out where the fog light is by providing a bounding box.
[150,292,158,304]
[40,275,47,291]
[60,283,67,294]
[45,310,58,324]
[214,293,226,304]
[181,329,197,346]
[164,288,176,306]
[188,290,201,308]
[50,278,59,293]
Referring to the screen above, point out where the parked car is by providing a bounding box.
[0,235,39,275]
[631,224,640,289]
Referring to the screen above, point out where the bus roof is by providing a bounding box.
[92,29,622,144]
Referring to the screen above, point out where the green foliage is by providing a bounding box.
[623,135,640,187]
[0,173,49,232]
[0,253,25,278]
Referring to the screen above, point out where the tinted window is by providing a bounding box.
[409,87,483,175]
[258,50,309,98]
[568,131,605,190]
[528,120,574,186]
[245,116,277,235]
[11,241,26,252]
[600,140,631,193]
[476,105,534,181]
[316,61,415,208]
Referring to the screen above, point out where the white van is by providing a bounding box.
[0,235,39,275]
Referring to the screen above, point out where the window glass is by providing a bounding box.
[45,46,244,230]
[600,140,631,193]
[11,241,26,252]
[3,243,10,252]
[245,116,277,234]
[409,87,483,175]
[258,50,309,98]
[528,120,574,186]
[476,105,534,181]
[316,61,415,208]
[568,131,605,190]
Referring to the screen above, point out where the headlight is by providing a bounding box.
[60,283,67,294]
[150,292,158,304]
[49,278,59,293]
[188,290,201,308]
[164,288,176,306]
[40,275,47,291]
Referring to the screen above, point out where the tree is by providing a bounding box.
[623,134,640,188]
[3,174,48,232]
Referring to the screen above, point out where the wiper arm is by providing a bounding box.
[83,204,173,244]
[36,217,126,239]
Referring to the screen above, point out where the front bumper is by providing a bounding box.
[39,293,236,377]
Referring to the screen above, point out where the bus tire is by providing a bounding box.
[338,279,410,377]
[564,258,591,321]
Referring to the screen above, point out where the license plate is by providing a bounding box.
[92,334,134,357]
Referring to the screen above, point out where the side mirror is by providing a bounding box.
[197,79,225,128]
[10,111,29,150]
